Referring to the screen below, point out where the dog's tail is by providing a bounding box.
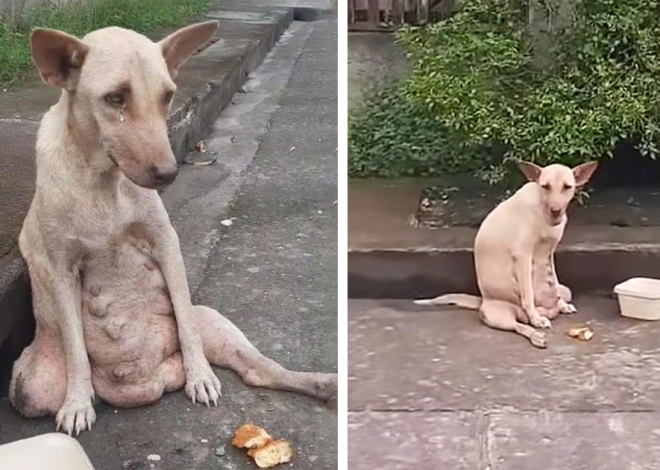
[414,293,482,310]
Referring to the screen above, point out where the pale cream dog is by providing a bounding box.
[416,161,599,348]
[10,23,337,436]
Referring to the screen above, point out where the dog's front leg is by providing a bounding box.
[513,251,551,329]
[43,264,96,435]
[153,225,221,406]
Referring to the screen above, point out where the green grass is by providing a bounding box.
[0,0,211,88]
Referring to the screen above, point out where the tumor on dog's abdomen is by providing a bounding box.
[80,240,178,385]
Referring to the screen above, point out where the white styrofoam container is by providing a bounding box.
[614,277,660,320]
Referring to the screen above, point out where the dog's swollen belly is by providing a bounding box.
[476,251,560,315]
[81,241,184,408]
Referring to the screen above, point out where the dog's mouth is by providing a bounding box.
[550,214,564,225]
[107,152,119,167]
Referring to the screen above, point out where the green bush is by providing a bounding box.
[0,0,211,88]
[349,84,474,177]
[349,0,660,182]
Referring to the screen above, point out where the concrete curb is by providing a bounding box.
[348,180,660,299]
[0,252,31,352]
[168,8,294,160]
[349,243,660,299]
[0,3,324,354]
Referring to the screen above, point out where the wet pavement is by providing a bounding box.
[348,295,660,469]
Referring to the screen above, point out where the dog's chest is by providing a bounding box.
[535,221,565,251]
[69,191,154,258]
[532,228,562,269]
[79,217,159,286]
[535,233,558,255]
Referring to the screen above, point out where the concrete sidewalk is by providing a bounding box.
[349,296,660,470]
[0,7,337,470]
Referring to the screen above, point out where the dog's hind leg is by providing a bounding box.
[552,252,576,313]
[10,328,66,418]
[193,306,337,401]
[558,284,572,303]
[557,284,577,314]
[479,299,547,349]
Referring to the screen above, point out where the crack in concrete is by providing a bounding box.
[0,118,38,124]
[347,407,659,413]
[478,412,493,470]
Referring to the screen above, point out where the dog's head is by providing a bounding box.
[30,21,219,189]
[519,161,599,226]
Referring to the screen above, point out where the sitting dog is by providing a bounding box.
[415,161,599,348]
[10,22,337,436]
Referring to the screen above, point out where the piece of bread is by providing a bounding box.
[232,424,273,449]
[247,440,293,468]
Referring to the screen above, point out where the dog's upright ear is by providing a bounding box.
[518,161,543,183]
[31,28,89,90]
[572,161,599,186]
[159,20,219,79]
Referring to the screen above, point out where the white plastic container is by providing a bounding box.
[614,277,660,320]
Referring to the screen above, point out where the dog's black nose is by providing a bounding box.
[151,164,178,186]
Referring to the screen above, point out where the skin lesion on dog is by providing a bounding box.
[10,21,337,436]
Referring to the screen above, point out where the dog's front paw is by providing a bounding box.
[185,363,222,407]
[558,299,577,314]
[56,392,96,436]
[530,314,552,329]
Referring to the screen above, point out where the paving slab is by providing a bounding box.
[349,296,660,412]
[488,410,660,470]
[349,296,660,469]
[349,410,660,470]
[348,411,482,470]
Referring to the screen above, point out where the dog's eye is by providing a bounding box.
[104,92,125,106]
[163,90,174,105]
[541,183,551,190]
[563,184,573,191]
